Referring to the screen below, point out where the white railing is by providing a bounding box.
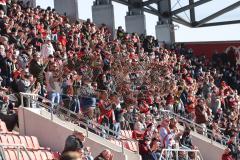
[19,92,139,154]
[158,110,230,145]
[0,144,31,160]
[159,148,203,160]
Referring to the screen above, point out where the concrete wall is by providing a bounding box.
[18,107,141,160]
[21,0,36,7]
[54,0,79,21]
[155,24,175,44]
[125,15,146,35]
[191,131,225,160]
[92,4,115,36]
[177,125,225,160]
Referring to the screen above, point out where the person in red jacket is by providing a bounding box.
[222,148,234,160]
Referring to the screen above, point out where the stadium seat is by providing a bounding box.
[7,149,17,160]
[0,135,8,144]
[0,120,8,133]
[12,135,21,145]
[25,136,35,149]
[6,135,15,145]
[123,141,138,152]
[31,136,41,149]
[33,150,42,160]
[3,150,10,160]
[19,136,28,148]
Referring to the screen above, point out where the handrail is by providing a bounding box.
[19,92,139,154]
[159,148,203,160]
[158,109,229,145]
[0,143,31,160]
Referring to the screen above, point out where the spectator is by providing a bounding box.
[0,95,17,131]
[63,131,86,153]
[45,62,62,106]
[222,148,234,160]
[94,149,113,160]
[60,151,83,160]
[180,127,194,149]
[40,36,55,59]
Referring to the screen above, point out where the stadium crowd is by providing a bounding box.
[0,0,239,160]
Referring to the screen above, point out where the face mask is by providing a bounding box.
[129,109,133,112]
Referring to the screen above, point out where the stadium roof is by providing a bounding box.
[112,0,240,27]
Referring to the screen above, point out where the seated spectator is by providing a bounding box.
[60,151,83,160]
[222,148,234,160]
[139,136,151,160]
[63,131,86,153]
[94,149,113,160]
[0,95,18,131]
[180,127,194,149]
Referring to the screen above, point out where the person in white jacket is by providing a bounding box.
[40,36,55,59]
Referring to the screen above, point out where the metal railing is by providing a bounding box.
[0,144,31,160]
[19,92,139,154]
[158,110,230,145]
[159,148,203,160]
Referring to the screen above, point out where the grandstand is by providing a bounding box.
[0,0,239,160]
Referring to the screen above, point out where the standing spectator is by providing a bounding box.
[45,62,62,106]
[195,98,208,135]
[0,45,13,87]
[40,36,55,59]
[29,52,47,97]
[109,93,123,139]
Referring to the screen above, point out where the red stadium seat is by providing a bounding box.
[123,141,138,152]
[7,149,17,160]
[21,150,30,160]
[19,136,28,148]
[31,136,41,149]
[12,135,21,145]
[0,135,8,144]
[45,150,54,159]
[0,120,8,133]
[27,150,36,160]
[3,150,10,160]
[25,136,34,149]
[39,150,47,160]
[6,135,15,145]
[33,150,42,160]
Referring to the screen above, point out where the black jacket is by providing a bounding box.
[29,59,46,84]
